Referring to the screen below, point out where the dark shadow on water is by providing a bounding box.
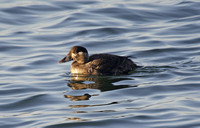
[68,76,135,91]
[64,93,95,101]
[64,75,137,101]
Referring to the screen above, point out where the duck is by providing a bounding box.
[58,46,138,75]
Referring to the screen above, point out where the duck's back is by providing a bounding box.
[87,54,137,75]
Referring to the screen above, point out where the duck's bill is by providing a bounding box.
[58,55,72,64]
[58,57,66,64]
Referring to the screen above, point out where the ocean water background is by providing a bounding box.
[0,0,200,127]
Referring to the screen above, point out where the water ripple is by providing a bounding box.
[1,0,200,128]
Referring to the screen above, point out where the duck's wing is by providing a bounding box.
[88,54,137,75]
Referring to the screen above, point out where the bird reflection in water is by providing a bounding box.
[65,93,98,101]
[64,75,136,101]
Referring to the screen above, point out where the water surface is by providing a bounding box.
[1,0,200,128]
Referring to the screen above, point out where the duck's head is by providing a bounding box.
[58,46,89,64]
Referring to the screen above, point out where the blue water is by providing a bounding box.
[1,0,200,128]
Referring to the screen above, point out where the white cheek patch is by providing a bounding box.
[72,53,76,58]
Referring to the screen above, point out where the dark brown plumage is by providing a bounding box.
[58,46,138,75]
